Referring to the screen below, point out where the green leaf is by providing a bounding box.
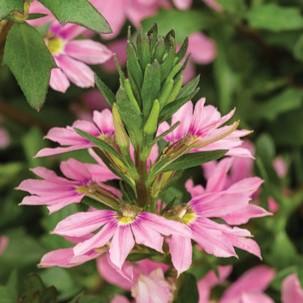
[0,162,23,188]
[95,75,115,106]
[251,89,303,122]
[162,150,226,172]
[143,10,213,43]
[141,61,161,117]
[4,23,54,110]
[175,273,199,303]
[39,0,111,33]
[0,0,23,19]
[75,129,122,160]
[247,4,303,32]
[294,34,303,62]
[127,41,143,88]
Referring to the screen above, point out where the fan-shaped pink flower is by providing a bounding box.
[187,157,270,225]
[168,167,267,274]
[52,207,191,269]
[17,158,118,213]
[282,274,303,303]
[45,23,112,92]
[159,99,252,158]
[198,265,232,303]
[36,108,114,157]
[99,254,172,303]
[220,266,275,303]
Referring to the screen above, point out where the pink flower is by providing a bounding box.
[173,0,192,10]
[188,33,216,65]
[17,158,118,213]
[103,39,128,72]
[90,0,169,39]
[111,296,131,303]
[282,274,303,303]
[159,99,252,158]
[98,255,172,303]
[273,156,288,178]
[28,0,54,26]
[52,207,190,269]
[202,0,222,12]
[36,108,114,157]
[0,236,8,255]
[197,265,232,303]
[0,128,10,149]
[45,23,112,92]
[168,160,268,274]
[220,266,275,303]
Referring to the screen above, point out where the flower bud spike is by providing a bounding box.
[112,103,130,152]
[159,78,174,108]
[144,100,160,136]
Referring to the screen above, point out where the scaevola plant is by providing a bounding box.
[18,26,269,302]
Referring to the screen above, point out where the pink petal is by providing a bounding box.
[168,235,192,275]
[60,158,91,181]
[53,210,115,237]
[221,265,275,301]
[241,293,274,303]
[188,32,216,64]
[132,221,164,253]
[74,222,116,255]
[173,0,192,9]
[282,274,303,303]
[65,40,113,64]
[97,254,133,290]
[50,68,70,93]
[111,296,130,303]
[185,179,205,196]
[55,55,95,88]
[109,225,135,269]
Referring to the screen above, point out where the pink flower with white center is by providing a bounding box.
[17,158,118,213]
[0,236,8,256]
[282,274,303,303]
[52,207,191,269]
[197,265,232,303]
[220,266,275,303]
[45,22,112,92]
[36,108,114,157]
[98,254,172,303]
[159,99,252,158]
[168,165,268,274]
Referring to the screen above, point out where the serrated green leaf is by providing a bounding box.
[163,150,226,172]
[39,0,111,33]
[95,75,115,106]
[4,23,54,110]
[247,4,303,32]
[0,0,23,19]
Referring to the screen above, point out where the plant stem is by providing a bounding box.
[135,146,151,207]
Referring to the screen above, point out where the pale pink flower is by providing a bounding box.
[0,128,10,149]
[173,0,192,10]
[0,236,8,255]
[273,156,288,178]
[197,265,232,303]
[52,207,190,269]
[90,0,169,39]
[188,33,216,65]
[168,161,268,274]
[187,157,270,225]
[282,274,303,303]
[103,39,128,72]
[45,23,112,92]
[28,0,54,26]
[159,99,252,158]
[36,108,114,157]
[98,255,172,303]
[202,0,222,12]
[220,266,275,303]
[17,158,118,213]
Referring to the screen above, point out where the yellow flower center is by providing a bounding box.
[117,206,138,225]
[176,207,197,225]
[46,37,65,55]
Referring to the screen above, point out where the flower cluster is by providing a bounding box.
[18,26,270,302]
